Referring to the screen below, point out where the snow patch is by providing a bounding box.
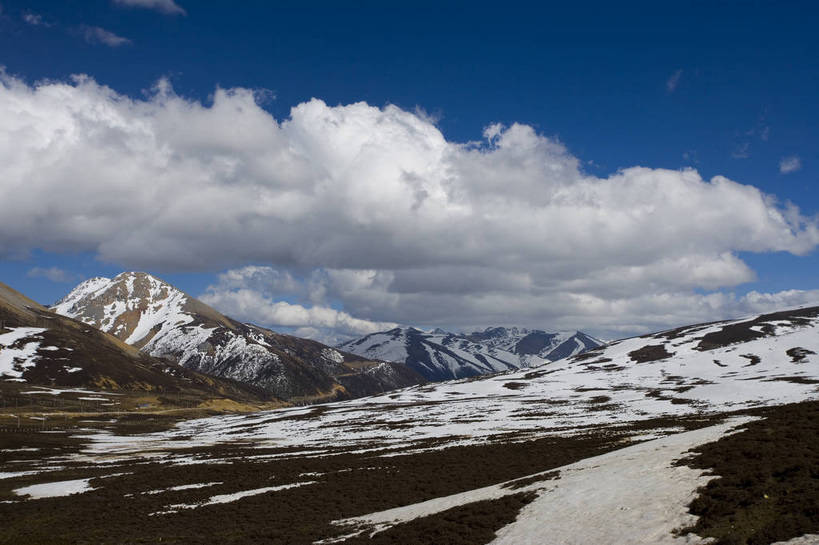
[14,478,96,499]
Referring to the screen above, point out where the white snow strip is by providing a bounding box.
[492,418,755,545]
[151,481,317,515]
[142,482,223,495]
[771,536,819,545]
[20,387,120,396]
[0,470,43,480]
[14,478,96,499]
[327,418,753,544]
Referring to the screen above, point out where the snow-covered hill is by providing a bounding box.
[465,327,603,361]
[52,272,423,401]
[337,327,538,381]
[154,304,819,453]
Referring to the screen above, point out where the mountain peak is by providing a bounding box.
[52,272,191,347]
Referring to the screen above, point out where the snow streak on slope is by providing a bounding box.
[74,306,819,462]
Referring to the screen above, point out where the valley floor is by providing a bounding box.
[0,400,817,544]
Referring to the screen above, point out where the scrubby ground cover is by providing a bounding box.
[679,400,819,545]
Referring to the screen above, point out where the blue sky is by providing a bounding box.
[1,0,818,340]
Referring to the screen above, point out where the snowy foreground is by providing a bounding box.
[2,307,819,543]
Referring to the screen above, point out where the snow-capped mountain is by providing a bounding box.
[337,326,544,381]
[0,281,268,401]
[465,327,604,361]
[338,325,603,381]
[52,272,423,401]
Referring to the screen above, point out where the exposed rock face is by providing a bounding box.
[53,272,423,401]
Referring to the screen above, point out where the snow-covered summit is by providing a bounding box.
[53,272,195,347]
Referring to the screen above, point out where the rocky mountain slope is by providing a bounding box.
[338,326,602,381]
[0,281,269,403]
[52,272,423,401]
[465,326,603,361]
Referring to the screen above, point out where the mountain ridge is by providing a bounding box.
[338,324,603,381]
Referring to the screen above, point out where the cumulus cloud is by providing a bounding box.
[81,26,131,47]
[26,266,76,283]
[200,267,396,338]
[779,155,802,174]
[112,0,185,15]
[1,72,818,337]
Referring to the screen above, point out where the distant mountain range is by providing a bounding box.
[464,326,603,362]
[338,326,603,381]
[51,272,423,402]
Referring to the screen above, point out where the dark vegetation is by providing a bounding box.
[786,347,816,363]
[739,354,761,367]
[695,307,819,351]
[347,492,537,545]
[679,400,819,545]
[628,344,674,363]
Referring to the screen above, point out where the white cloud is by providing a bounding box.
[731,141,750,159]
[26,266,76,283]
[81,26,131,47]
[666,69,682,93]
[1,72,818,338]
[112,0,185,15]
[22,12,50,26]
[200,268,396,338]
[779,155,802,174]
